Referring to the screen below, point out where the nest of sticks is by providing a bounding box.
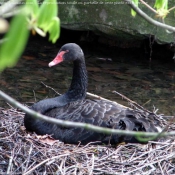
[0,106,175,175]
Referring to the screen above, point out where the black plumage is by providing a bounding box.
[24,43,161,144]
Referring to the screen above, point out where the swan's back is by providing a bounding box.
[25,99,161,144]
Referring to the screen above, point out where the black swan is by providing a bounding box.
[24,43,162,144]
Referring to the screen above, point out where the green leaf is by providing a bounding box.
[35,0,60,43]
[154,0,168,10]
[131,0,138,17]
[26,0,39,17]
[48,17,60,43]
[154,0,168,18]
[37,0,58,29]
[131,9,136,17]
[0,14,29,71]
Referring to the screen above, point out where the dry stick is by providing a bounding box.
[32,90,36,102]
[96,146,123,163]
[157,157,165,175]
[112,90,152,114]
[139,0,157,14]
[7,155,13,174]
[23,154,70,175]
[124,0,175,32]
[90,154,94,175]
[57,158,65,175]
[130,144,168,162]
[41,81,61,95]
[7,102,15,109]
[125,152,175,175]
[78,141,101,149]
[149,140,175,145]
[24,144,33,172]
[169,6,175,12]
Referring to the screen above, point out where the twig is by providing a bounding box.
[80,141,101,149]
[169,6,175,12]
[41,81,61,95]
[112,90,152,113]
[33,90,36,102]
[142,99,151,107]
[139,0,157,14]
[7,155,13,174]
[24,144,33,172]
[7,102,15,109]
[157,158,164,175]
[90,154,94,175]
[125,152,175,175]
[149,140,175,145]
[23,154,70,175]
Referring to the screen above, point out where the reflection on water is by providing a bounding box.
[0,37,175,115]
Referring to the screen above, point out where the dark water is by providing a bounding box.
[0,35,175,116]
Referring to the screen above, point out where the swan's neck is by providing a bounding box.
[30,56,87,114]
[65,58,87,101]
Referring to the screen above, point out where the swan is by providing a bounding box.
[24,43,161,144]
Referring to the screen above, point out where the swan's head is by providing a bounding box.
[49,43,84,67]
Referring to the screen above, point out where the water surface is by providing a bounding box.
[0,36,175,116]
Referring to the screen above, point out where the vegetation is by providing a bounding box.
[126,0,175,33]
[131,0,172,18]
[0,0,60,72]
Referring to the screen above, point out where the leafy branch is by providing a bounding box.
[0,0,60,72]
[131,0,174,19]
[125,0,175,32]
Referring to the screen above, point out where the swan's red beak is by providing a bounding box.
[48,51,66,67]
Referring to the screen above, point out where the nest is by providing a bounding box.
[0,107,175,175]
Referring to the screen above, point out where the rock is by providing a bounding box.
[59,1,175,43]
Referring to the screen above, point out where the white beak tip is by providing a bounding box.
[48,61,55,67]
